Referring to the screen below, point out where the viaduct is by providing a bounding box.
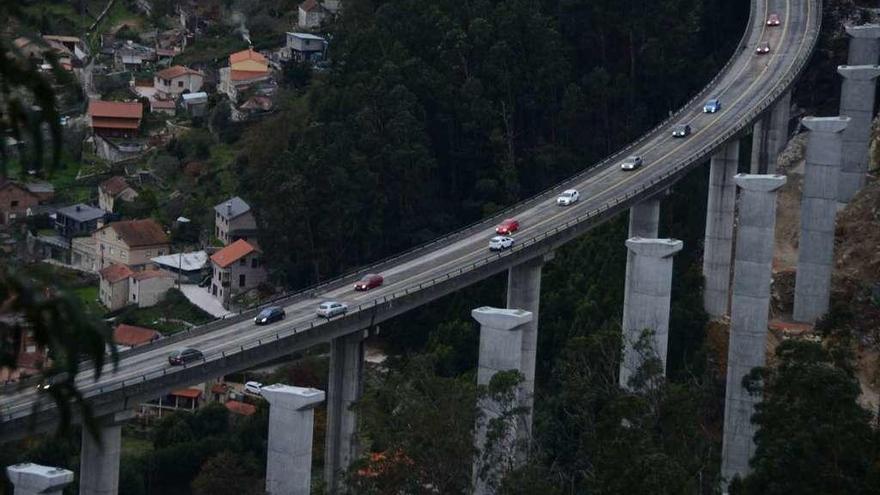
[4,1,879,494]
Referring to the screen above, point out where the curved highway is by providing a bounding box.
[0,0,821,439]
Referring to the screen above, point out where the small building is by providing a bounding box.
[99,263,133,311]
[285,32,327,62]
[297,0,340,29]
[88,100,143,138]
[70,236,98,272]
[231,95,274,122]
[219,49,270,101]
[151,250,208,283]
[225,400,256,416]
[129,268,175,308]
[113,324,162,350]
[98,176,139,213]
[181,92,209,117]
[141,388,203,419]
[95,218,171,269]
[209,239,266,308]
[150,99,176,115]
[0,179,40,225]
[214,196,258,246]
[13,37,44,61]
[54,203,107,239]
[42,35,89,62]
[0,318,48,382]
[114,41,156,69]
[24,182,55,204]
[154,65,204,98]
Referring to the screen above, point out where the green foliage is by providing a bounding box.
[116,288,212,334]
[191,450,264,495]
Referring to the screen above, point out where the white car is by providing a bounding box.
[489,236,514,251]
[620,155,643,171]
[557,189,580,206]
[244,381,262,395]
[317,301,348,318]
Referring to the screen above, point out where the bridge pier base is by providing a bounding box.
[80,410,133,495]
[703,141,740,318]
[263,384,325,495]
[324,331,365,493]
[721,174,786,487]
[471,307,531,495]
[836,65,880,203]
[793,117,849,323]
[750,91,791,174]
[845,24,880,65]
[7,463,73,495]
[619,238,682,389]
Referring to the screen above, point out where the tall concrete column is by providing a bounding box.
[505,252,552,452]
[324,330,365,493]
[6,463,73,495]
[793,117,850,322]
[471,307,531,495]
[837,65,880,202]
[721,174,786,486]
[845,24,880,66]
[80,410,132,495]
[628,198,661,238]
[619,237,683,389]
[703,141,740,318]
[263,384,326,495]
[750,92,791,174]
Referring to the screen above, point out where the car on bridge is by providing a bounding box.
[255,306,285,325]
[620,156,643,171]
[755,42,771,55]
[168,347,204,366]
[495,218,520,235]
[672,124,692,138]
[703,98,721,113]
[767,13,781,26]
[489,236,514,251]
[35,372,69,392]
[355,273,384,291]
[317,301,348,318]
[556,189,580,206]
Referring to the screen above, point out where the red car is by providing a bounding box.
[495,218,520,235]
[766,13,781,26]
[355,273,384,291]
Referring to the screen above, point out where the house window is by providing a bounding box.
[132,293,137,301]
[10,200,18,207]
[251,258,258,268]
[178,81,184,88]
[239,274,246,287]
[239,258,246,266]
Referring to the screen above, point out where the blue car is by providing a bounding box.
[703,98,721,113]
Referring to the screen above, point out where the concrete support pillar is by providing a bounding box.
[837,65,880,202]
[793,117,850,322]
[845,24,880,66]
[471,307,531,495]
[721,174,786,486]
[750,92,791,174]
[619,237,683,389]
[6,463,73,495]
[628,198,661,238]
[263,384,326,495]
[505,252,552,452]
[79,410,132,495]
[324,331,365,494]
[703,141,740,318]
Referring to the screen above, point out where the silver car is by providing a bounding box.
[317,301,348,318]
[620,156,643,171]
[556,189,580,206]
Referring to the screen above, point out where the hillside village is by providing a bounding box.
[1,0,337,412]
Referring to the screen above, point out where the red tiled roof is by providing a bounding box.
[300,0,326,12]
[113,324,161,347]
[210,239,257,268]
[229,48,267,64]
[230,69,268,81]
[90,117,141,130]
[100,176,131,196]
[100,263,134,283]
[88,100,143,119]
[225,400,256,416]
[98,219,170,248]
[156,65,201,80]
[171,388,202,399]
[211,383,228,394]
[151,99,176,109]
[131,268,174,281]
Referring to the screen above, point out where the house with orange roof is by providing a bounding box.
[98,176,139,213]
[99,263,134,310]
[88,100,143,138]
[154,65,204,98]
[209,239,266,308]
[95,218,171,269]
[112,324,162,350]
[219,48,271,101]
[297,0,340,29]
[129,268,176,308]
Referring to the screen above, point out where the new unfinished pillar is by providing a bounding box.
[324,331,365,494]
[6,463,73,495]
[471,307,531,495]
[721,174,786,486]
[703,141,740,318]
[794,117,849,322]
[845,24,880,66]
[750,92,791,174]
[837,65,880,202]
[80,410,133,495]
[619,237,683,389]
[263,384,326,495]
